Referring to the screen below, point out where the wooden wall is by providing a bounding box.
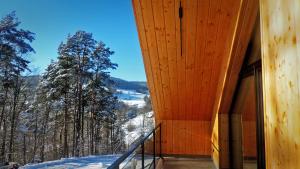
[157,120,211,155]
[260,0,300,168]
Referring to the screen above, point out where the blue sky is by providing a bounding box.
[0,0,147,81]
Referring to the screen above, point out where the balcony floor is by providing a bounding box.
[162,157,215,169]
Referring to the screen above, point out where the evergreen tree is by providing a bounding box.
[0,11,35,162]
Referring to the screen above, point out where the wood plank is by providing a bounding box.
[201,0,221,120]
[185,120,193,154]
[139,0,166,120]
[175,0,187,120]
[151,0,172,120]
[160,120,173,154]
[190,121,199,154]
[243,121,257,157]
[172,120,186,154]
[184,0,198,120]
[132,0,159,117]
[163,0,179,121]
[261,0,300,168]
[217,0,259,116]
[195,0,220,121]
[192,0,210,120]
[208,0,241,121]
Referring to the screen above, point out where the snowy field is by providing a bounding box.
[115,89,147,108]
[21,155,121,169]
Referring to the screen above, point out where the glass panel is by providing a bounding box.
[111,125,161,169]
[144,133,154,168]
[120,146,142,169]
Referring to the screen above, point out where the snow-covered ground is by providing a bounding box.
[115,89,147,108]
[21,155,121,169]
[122,111,154,146]
[21,89,153,169]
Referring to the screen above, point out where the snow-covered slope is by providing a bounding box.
[115,89,147,108]
[122,111,154,146]
[21,155,120,169]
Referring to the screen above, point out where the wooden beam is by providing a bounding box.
[212,0,259,119]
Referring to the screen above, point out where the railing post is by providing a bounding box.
[159,123,162,158]
[153,129,156,169]
[141,143,144,169]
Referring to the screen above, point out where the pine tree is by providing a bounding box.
[0,11,35,162]
[58,31,118,156]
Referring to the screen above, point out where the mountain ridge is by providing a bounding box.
[24,75,148,94]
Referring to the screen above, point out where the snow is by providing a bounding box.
[21,90,153,169]
[21,155,121,169]
[122,111,154,146]
[115,89,147,108]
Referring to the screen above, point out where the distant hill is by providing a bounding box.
[23,75,148,94]
[24,75,40,89]
[110,77,148,94]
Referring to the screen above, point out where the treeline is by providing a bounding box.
[0,12,128,164]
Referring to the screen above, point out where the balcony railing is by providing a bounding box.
[108,123,162,169]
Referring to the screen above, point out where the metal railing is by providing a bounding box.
[108,123,162,169]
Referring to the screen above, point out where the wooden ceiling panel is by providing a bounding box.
[132,0,249,121]
[185,0,198,120]
[162,0,179,121]
[175,0,186,120]
[192,0,210,120]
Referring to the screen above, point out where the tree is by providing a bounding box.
[0,11,35,162]
[58,31,118,156]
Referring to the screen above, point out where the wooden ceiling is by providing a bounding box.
[132,0,255,121]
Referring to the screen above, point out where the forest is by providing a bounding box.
[0,12,152,165]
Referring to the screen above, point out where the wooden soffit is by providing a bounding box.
[132,0,258,121]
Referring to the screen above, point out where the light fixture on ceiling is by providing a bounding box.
[179,1,183,56]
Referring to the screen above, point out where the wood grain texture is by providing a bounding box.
[132,0,255,157]
[133,0,242,122]
[243,121,257,157]
[209,0,258,167]
[260,0,300,168]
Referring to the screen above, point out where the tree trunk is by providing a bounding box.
[75,64,82,157]
[53,111,58,160]
[90,111,94,155]
[87,113,90,155]
[59,129,63,158]
[23,134,26,164]
[95,124,100,154]
[8,77,20,162]
[0,116,7,163]
[32,109,38,162]
[0,88,8,128]
[81,104,84,156]
[40,106,50,162]
[63,92,69,158]
[111,122,113,154]
[72,101,76,157]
